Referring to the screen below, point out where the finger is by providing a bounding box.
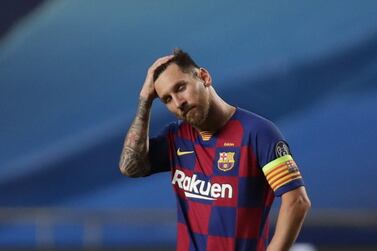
[151,56,173,69]
[156,55,174,63]
[150,55,174,69]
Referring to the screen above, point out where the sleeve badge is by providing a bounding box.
[275,141,291,158]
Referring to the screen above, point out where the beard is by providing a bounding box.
[179,102,210,128]
[185,107,206,126]
[174,89,211,128]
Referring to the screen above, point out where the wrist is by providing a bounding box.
[139,95,154,107]
[139,90,156,103]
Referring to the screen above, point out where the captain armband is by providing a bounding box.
[262,155,302,192]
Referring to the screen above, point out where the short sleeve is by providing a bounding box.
[255,118,304,197]
[148,123,173,175]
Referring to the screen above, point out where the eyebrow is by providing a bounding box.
[160,80,188,101]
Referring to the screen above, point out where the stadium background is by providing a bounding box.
[1,1,376,250]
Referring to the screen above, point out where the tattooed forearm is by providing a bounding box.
[119,147,149,177]
[119,97,153,177]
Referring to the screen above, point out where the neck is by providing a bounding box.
[196,89,236,132]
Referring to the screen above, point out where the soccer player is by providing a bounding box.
[119,49,311,251]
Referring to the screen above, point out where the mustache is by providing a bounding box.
[181,106,195,117]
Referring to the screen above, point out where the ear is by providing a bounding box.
[199,68,212,87]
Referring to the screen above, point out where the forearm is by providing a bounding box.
[267,188,311,251]
[119,97,153,177]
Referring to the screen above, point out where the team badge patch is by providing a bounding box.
[218,152,235,171]
[275,141,291,158]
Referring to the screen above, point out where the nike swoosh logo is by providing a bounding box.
[177,148,194,156]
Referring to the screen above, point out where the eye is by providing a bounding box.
[163,96,172,104]
[177,84,186,92]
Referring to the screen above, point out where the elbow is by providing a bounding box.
[295,194,311,216]
[119,149,149,178]
[119,164,130,176]
[119,161,148,178]
[119,155,137,177]
[301,190,311,210]
[118,151,150,178]
[304,196,312,211]
[283,188,311,217]
[119,164,138,178]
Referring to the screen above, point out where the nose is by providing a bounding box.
[173,94,187,111]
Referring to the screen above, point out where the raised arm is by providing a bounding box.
[119,55,173,177]
[119,96,153,177]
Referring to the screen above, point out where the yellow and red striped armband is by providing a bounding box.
[262,155,302,192]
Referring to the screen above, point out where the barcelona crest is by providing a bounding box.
[286,160,299,173]
[218,152,235,171]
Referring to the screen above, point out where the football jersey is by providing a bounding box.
[148,107,304,251]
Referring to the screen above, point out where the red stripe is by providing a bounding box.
[272,173,302,190]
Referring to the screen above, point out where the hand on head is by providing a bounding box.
[139,55,174,101]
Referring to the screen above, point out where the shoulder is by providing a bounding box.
[160,120,182,134]
[235,107,281,137]
[158,120,194,139]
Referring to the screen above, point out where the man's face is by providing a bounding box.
[154,63,210,127]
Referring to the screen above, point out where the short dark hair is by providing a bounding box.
[153,48,200,82]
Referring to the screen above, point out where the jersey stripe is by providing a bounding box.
[266,166,288,181]
[199,131,213,141]
[272,175,302,191]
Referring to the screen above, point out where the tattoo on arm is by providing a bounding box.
[119,97,153,177]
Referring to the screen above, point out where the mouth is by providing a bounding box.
[182,106,195,118]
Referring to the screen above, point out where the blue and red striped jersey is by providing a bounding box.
[148,107,304,251]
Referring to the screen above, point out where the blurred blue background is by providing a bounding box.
[1,0,377,250]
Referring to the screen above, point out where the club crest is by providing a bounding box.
[286,160,299,173]
[218,152,235,171]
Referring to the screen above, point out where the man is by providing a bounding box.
[119,49,311,251]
